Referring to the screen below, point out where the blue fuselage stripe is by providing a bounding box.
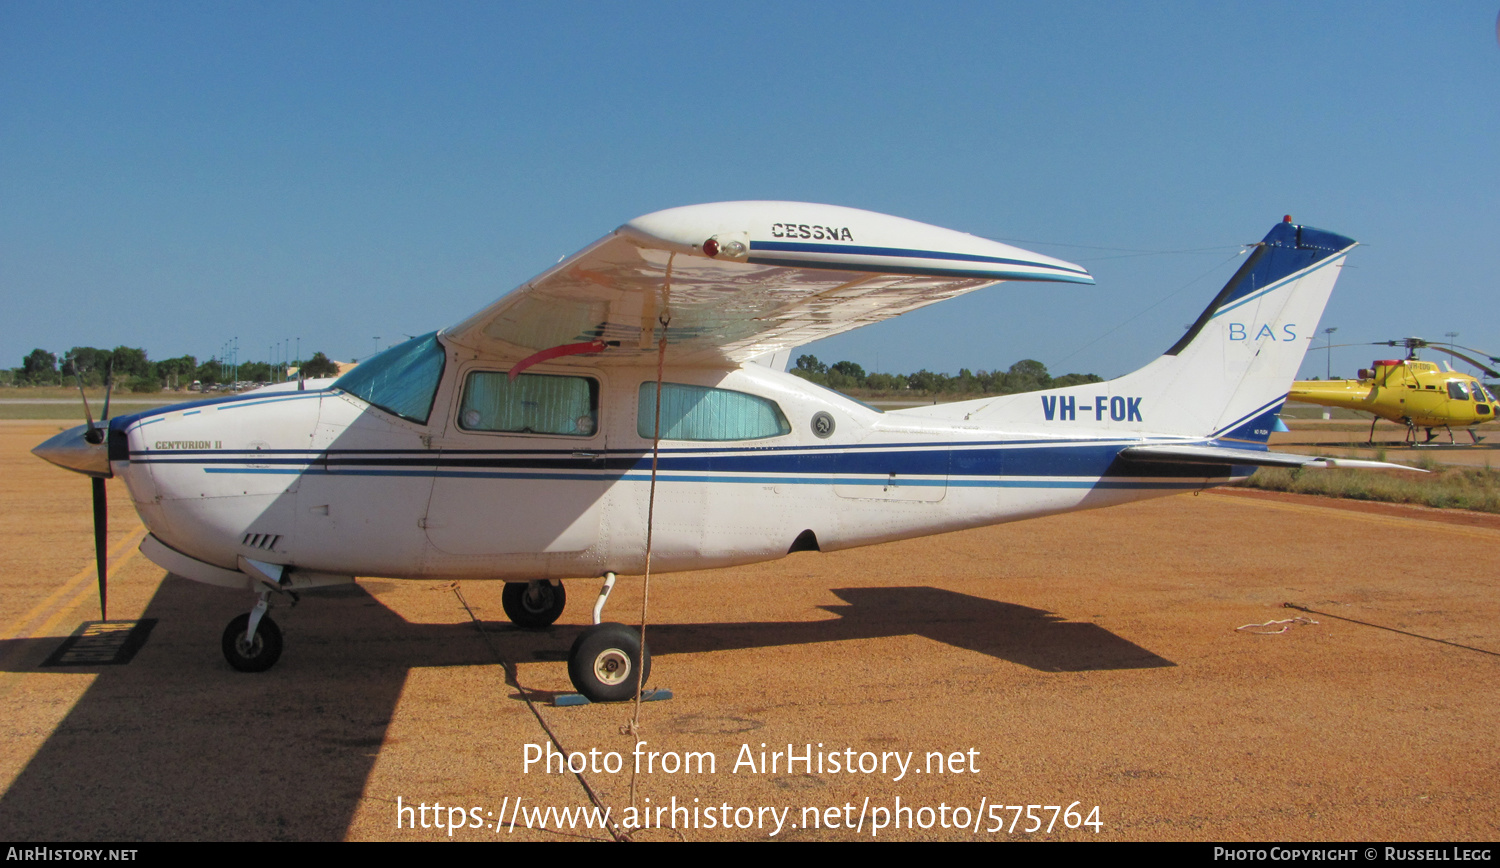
[750,240,1091,277]
[200,466,1209,489]
[150,440,1232,486]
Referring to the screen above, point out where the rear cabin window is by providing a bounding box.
[637,382,791,441]
[334,332,446,424]
[459,372,599,437]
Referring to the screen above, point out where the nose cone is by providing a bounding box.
[33,423,113,478]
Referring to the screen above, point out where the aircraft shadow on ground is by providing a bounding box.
[0,579,1168,839]
[645,586,1175,674]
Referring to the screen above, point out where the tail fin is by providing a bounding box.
[907,219,1357,444]
[1133,219,1356,444]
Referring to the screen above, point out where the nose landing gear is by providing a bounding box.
[501,580,567,628]
[222,592,283,672]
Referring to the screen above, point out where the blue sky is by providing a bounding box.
[4,2,1498,381]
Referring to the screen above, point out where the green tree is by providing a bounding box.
[830,360,865,381]
[826,360,866,391]
[127,375,161,393]
[63,347,113,385]
[907,369,942,393]
[794,354,827,375]
[864,372,905,391]
[1002,359,1050,394]
[193,358,223,386]
[157,355,197,390]
[22,349,57,385]
[110,346,152,379]
[790,353,827,385]
[1050,372,1104,388]
[238,361,272,383]
[300,352,339,378]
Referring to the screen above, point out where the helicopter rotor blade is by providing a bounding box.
[1428,346,1500,379]
[1449,343,1500,369]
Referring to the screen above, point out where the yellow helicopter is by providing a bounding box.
[1288,338,1500,444]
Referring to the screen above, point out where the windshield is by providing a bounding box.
[334,333,446,424]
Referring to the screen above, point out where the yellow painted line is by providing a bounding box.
[0,527,148,703]
[23,541,146,643]
[1204,491,1500,542]
[0,525,148,642]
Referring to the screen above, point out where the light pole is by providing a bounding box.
[1323,327,1337,379]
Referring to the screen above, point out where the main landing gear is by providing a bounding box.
[558,572,652,703]
[498,576,652,702]
[569,622,649,703]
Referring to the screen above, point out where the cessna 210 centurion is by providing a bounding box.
[34,203,1402,701]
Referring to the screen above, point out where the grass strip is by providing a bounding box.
[1239,463,1500,514]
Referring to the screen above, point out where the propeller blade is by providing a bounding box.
[101,360,114,424]
[73,369,98,442]
[91,476,108,621]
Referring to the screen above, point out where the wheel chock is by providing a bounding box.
[555,687,674,707]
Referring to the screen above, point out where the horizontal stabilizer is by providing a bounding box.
[1119,444,1424,472]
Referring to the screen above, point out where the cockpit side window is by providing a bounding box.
[333,332,446,424]
[459,372,599,437]
[1446,381,1471,401]
[637,382,791,441]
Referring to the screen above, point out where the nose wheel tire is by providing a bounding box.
[567,622,650,702]
[502,581,567,628]
[222,612,283,672]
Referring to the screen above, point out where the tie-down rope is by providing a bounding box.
[625,256,673,811]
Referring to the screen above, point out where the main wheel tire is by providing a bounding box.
[502,581,567,628]
[222,612,283,673]
[567,622,650,703]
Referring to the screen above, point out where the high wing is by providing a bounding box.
[442,201,1093,366]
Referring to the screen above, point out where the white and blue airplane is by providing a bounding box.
[34,202,1401,701]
